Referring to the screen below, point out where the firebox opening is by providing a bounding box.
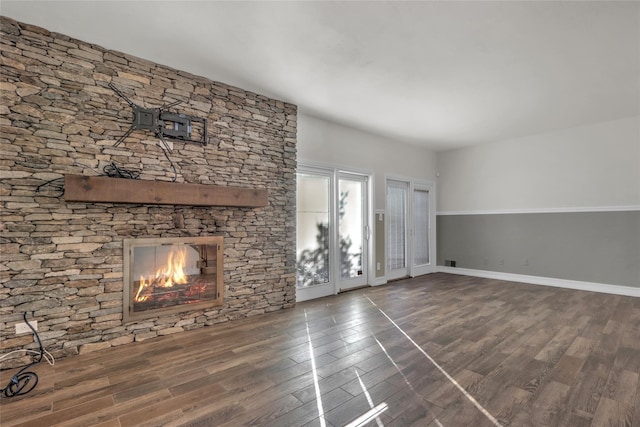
[123,236,223,323]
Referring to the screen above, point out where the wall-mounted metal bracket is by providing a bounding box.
[109,83,208,146]
[108,83,209,182]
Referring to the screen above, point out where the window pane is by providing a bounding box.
[414,189,429,265]
[296,173,330,287]
[387,182,407,271]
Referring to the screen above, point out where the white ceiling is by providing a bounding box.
[2,1,639,151]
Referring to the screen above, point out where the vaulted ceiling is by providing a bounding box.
[3,1,639,151]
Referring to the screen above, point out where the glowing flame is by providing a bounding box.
[135,247,189,302]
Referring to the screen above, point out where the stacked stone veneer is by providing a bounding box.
[0,17,297,364]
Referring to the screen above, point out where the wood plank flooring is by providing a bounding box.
[1,273,638,426]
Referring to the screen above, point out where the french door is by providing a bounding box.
[296,166,370,301]
[386,178,435,280]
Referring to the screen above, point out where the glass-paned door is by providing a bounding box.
[296,173,332,294]
[338,174,368,291]
[386,180,409,280]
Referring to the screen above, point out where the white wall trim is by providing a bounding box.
[296,282,337,302]
[374,277,387,286]
[436,267,639,297]
[437,205,640,216]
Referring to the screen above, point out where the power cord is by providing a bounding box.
[103,162,140,179]
[0,313,52,398]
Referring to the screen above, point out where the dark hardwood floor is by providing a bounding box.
[1,273,639,426]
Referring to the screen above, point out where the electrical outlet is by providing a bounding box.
[15,321,37,335]
[376,262,381,271]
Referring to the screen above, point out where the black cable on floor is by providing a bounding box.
[1,313,44,398]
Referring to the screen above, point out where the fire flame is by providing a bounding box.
[135,247,189,302]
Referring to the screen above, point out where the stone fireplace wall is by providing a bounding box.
[0,17,297,362]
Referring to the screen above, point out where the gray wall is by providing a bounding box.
[436,116,639,289]
[437,211,640,288]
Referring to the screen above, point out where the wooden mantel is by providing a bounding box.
[64,175,268,207]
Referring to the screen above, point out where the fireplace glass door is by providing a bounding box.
[123,236,223,322]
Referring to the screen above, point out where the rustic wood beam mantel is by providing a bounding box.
[64,175,268,207]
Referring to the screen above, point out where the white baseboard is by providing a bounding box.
[436,266,639,297]
[437,205,640,215]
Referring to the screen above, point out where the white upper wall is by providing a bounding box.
[436,116,640,213]
[297,113,437,210]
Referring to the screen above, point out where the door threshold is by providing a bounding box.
[386,276,410,283]
[338,284,371,293]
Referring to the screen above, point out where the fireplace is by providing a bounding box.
[123,236,224,322]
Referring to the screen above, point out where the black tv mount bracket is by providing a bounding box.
[108,83,209,181]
